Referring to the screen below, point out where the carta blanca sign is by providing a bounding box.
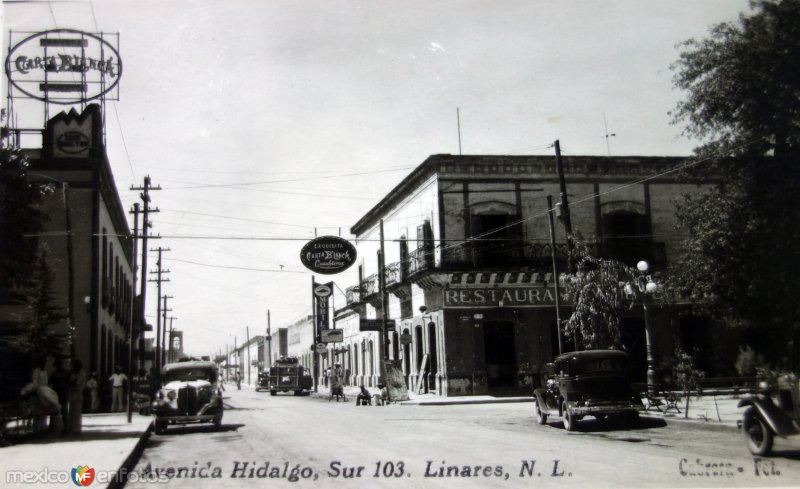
[5,29,122,104]
[444,286,560,308]
[300,236,357,274]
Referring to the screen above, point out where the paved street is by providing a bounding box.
[127,385,800,488]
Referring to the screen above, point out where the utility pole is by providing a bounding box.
[131,176,160,372]
[378,219,388,383]
[126,203,140,424]
[148,247,170,377]
[547,195,565,355]
[554,140,574,273]
[266,309,272,368]
[167,316,177,363]
[246,326,252,386]
[161,294,173,367]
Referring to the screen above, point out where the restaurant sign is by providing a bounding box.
[300,236,357,274]
[444,286,560,308]
[5,29,122,104]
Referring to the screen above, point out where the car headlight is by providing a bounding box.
[167,390,177,401]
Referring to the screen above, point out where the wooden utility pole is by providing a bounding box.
[554,140,574,272]
[266,309,272,367]
[378,219,388,383]
[161,294,173,366]
[547,195,565,355]
[149,247,170,377]
[246,326,252,386]
[131,176,160,371]
[126,203,140,423]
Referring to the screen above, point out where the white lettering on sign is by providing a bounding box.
[444,287,559,308]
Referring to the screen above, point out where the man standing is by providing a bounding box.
[109,366,128,412]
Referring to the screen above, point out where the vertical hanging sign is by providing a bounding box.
[313,282,333,332]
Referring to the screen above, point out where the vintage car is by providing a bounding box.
[738,373,800,456]
[255,369,270,392]
[532,350,642,431]
[268,357,313,396]
[151,360,223,434]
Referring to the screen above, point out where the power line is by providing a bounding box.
[168,167,415,190]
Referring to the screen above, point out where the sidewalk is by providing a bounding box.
[0,412,152,488]
[311,385,745,430]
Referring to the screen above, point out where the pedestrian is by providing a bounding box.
[68,358,86,434]
[30,356,49,432]
[49,358,70,433]
[235,371,241,390]
[356,385,372,406]
[109,365,128,412]
[85,372,100,413]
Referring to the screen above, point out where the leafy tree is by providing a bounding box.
[670,0,800,368]
[561,241,637,350]
[2,251,66,358]
[671,0,800,159]
[0,134,50,300]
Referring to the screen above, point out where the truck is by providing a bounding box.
[268,357,314,396]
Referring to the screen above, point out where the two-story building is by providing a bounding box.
[333,153,728,397]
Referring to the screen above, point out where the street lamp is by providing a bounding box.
[624,260,659,395]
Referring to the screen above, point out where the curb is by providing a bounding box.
[659,415,739,433]
[108,420,153,489]
[401,397,534,406]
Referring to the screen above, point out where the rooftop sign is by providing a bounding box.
[5,29,122,104]
[300,236,357,275]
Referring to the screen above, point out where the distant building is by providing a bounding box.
[333,153,733,396]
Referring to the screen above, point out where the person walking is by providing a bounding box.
[49,359,70,434]
[68,359,86,434]
[109,366,128,412]
[85,373,100,413]
[30,356,49,432]
[235,371,242,390]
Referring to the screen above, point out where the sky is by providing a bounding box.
[3,0,752,357]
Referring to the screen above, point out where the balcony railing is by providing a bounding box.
[345,285,361,305]
[360,274,379,299]
[384,262,402,287]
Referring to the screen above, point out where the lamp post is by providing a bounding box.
[624,260,659,395]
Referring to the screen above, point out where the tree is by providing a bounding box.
[670,0,800,368]
[561,241,637,351]
[0,135,50,300]
[671,0,800,159]
[2,251,66,358]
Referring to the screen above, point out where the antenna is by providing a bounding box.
[603,113,616,157]
[456,107,462,155]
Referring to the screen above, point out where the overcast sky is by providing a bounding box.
[3,0,751,357]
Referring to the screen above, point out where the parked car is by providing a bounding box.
[151,360,223,434]
[532,350,642,431]
[268,357,313,396]
[738,373,800,456]
[256,370,270,392]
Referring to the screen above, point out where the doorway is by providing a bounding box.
[483,321,516,389]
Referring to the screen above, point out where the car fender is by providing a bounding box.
[739,395,800,437]
[533,389,560,415]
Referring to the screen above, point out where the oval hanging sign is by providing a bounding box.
[300,236,357,275]
[5,29,122,105]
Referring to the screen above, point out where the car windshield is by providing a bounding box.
[165,368,217,383]
[577,358,627,374]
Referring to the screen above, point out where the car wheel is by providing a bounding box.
[270,390,277,396]
[743,407,773,456]
[562,403,577,432]
[534,400,548,425]
[154,420,167,435]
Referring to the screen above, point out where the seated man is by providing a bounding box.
[373,383,388,406]
[356,385,372,406]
